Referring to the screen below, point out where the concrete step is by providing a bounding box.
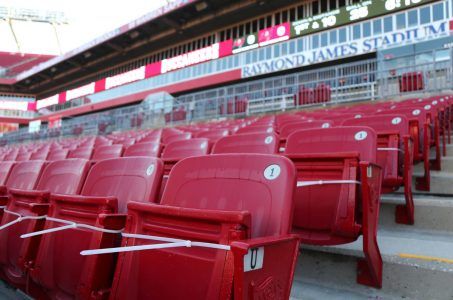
[380,194,453,233]
[412,169,453,195]
[292,228,453,299]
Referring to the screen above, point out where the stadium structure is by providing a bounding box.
[0,0,451,299]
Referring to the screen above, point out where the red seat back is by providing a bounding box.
[236,125,274,135]
[37,159,91,194]
[286,127,377,163]
[68,147,93,160]
[280,120,332,139]
[47,149,69,161]
[81,157,164,212]
[123,142,161,157]
[91,145,124,161]
[5,161,46,190]
[163,132,192,144]
[212,133,279,154]
[161,138,210,162]
[0,161,15,186]
[163,154,295,237]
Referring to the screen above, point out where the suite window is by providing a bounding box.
[362,22,371,38]
[408,10,418,27]
[339,28,346,43]
[353,24,361,39]
[373,19,382,34]
[330,30,337,44]
[396,13,406,29]
[321,32,328,47]
[432,3,444,21]
[312,35,319,49]
[383,16,393,33]
[420,7,431,24]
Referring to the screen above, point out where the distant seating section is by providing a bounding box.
[0,94,450,297]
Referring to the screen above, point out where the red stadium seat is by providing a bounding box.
[194,129,229,145]
[0,159,90,287]
[15,152,32,162]
[161,138,210,174]
[377,107,431,191]
[162,132,192,145]
[212,132,279,154]
[279,120,332,151]
[123,142,162,157]
[3,150,19,162]
[285,127,383,288]
[46,149,69,161]
[342,115,414,224]
[0,161,47,229]
[236,125,275,135]
[108,154,299,299]
[28,157,164,299]
[92,145,124,161]
[68,147,93,160]
[0,162,15,186]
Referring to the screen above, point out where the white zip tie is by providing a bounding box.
[21,216,123,239]
[297,180,361,187]
[0,209,46,231]
[80,241,192,256]
[80,236,231,256]
[122,233,231,251]
[378,147,403,153]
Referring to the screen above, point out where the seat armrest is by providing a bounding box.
[127,201,251,224]
[99,214,127,230]
[50,194,117,208]
[0,185,7,196]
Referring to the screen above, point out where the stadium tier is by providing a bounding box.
[0,0,452,299]
[0,95,450,299]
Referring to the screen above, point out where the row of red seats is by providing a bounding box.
[0,123,385,298]
[0,94,450,298]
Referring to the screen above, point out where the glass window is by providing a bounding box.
[330,30,337,44]
[274,44,280,56]
[297,38,303,51]
[383,16,393,33]
[420,7,430,24]
[281,43,288,56]
[266,46,272,59]
[289,40,296,54]
[321,32,328,47]
[432,3,444,21]
[353,24,361,39]
[373,19,382,35]
[362,22,371,38]
[339,28,346,43]
[396,13,405,29]
[312,35,319,49]
[408,10,418,27]
[259,48,265,60]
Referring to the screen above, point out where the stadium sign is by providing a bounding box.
[37,95,59,110]
[243,21,448,78]
[161,40,232,73]
[291,0,438,37]
[66,82,96,101]
[161,43,220,74]
[105,66,146,89]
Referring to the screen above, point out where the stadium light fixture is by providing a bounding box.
[195,2,208,12]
